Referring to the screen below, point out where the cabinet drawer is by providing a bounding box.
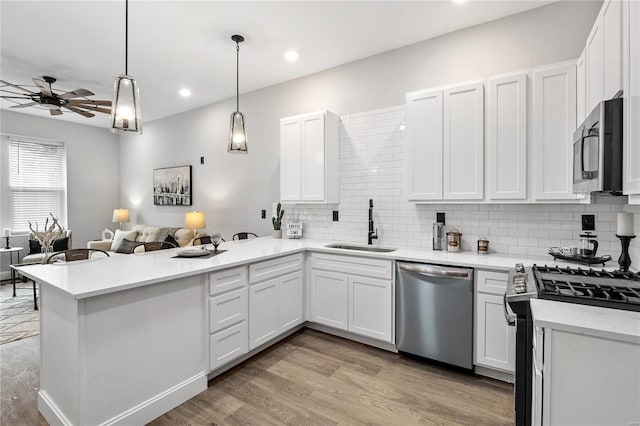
[476,270,509,295]
[249,253,303,284]
[311,252,392,279]
[209,287,248,333]
[209,266,247,296]
[209,321,248,371]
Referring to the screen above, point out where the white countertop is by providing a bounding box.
[530,298,640,344]
[13,236,620,300]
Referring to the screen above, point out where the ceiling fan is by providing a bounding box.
[0,76,112,118]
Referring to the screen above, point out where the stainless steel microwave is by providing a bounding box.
[572,98,623,194]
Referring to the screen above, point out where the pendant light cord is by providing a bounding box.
[236,42,240,112]
[125,0,129,75]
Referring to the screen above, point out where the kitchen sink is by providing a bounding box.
[325,243,398,253]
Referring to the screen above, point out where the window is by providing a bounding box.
[9,138,67,233]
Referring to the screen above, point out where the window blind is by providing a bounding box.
[9,139,67,233]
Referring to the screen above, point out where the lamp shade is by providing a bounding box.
[110,75,142,134]
[112,208,130,223]
[185,211,206,230]
[227,111,248,153]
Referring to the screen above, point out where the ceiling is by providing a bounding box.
[1,0,554,128]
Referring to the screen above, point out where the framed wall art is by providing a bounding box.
[153,165,192,206]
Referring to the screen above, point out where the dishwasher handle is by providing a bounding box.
[398,263,472,281]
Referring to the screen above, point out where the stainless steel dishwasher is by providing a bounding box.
[396,262,474,371]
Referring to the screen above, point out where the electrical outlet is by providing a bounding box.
[436,212,446,225]
[582,214,595,231]
[261,210,266,219]
[333,211,339,222]
[200,156,205,164]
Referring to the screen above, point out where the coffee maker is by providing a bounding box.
[579,232,599,258]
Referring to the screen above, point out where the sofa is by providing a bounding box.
[22,230,73,264]
[87,225,203,253]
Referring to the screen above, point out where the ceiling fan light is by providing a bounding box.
[110,74,142,134]
[228,111,248,153]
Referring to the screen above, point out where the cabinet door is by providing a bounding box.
[280,117,302,201]
[406,89,443,200]
[348,275,392,342]
[487,73,527,200]
[279,271,303,332]
[248,278,279,350]
[624,0,640,194]
[533,64,579,201]
[577,49,587,124]
[443,82,484,200]
[602,0,622,100]
[209,321,248,371]
[586,19,604,113]
[209,287,248,334]
[301,113,325,201]
[475,293,515,372]
[310,269,348,330]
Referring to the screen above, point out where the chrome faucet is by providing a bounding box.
[368,199,378,245]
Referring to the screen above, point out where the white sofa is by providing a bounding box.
[87,225,203,253]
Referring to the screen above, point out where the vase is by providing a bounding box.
[272,230,282,239]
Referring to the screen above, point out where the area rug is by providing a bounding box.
[0,281,39,345]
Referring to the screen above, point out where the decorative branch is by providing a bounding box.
[29,213,64,253]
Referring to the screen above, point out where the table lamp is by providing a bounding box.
[112,209,130,230]
[185,211,206,242]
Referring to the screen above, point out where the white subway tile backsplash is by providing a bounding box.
[285,105,640,267]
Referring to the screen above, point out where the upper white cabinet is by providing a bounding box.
[406,89,443,200]
[443,83,485,200]
[406,82,484,201]
[533,63,580,201]
[487,73,527,200]
[623,0,640,195]
[577,49,588,124]
[279,111,339,204]
[586,0,623,113]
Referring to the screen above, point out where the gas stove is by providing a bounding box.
[506,263,640,312]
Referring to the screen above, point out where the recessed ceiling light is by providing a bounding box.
[284,50,299,62]
[179,88,191,97]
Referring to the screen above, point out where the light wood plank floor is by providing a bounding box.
[151,329,514,425]
[0,329,514,425]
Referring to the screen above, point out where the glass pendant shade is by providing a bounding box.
[110,74,142,134]
[228,111,248,153]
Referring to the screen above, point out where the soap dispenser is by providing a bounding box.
[433,212,445,250]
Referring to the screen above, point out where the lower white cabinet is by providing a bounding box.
[475,293,515,372]
[311,269,349,330]
[349,275,392,342]
[209,287,248,334]
[249,270,304,350]
[209,321,249,371]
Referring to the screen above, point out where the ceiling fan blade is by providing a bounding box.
[0,80,35,94]
[9,102,38,108]
[68,104,111,115]
[50,109,63,116]
[63,104,95,118]
[60,88,94,99]
[67,99,112,106]
[33,78,53,97]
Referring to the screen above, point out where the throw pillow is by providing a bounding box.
[29,239,42,255]
[53,236,69,251]
[116,239,142,254]
[164,234,179,248]
[110,229,138,252]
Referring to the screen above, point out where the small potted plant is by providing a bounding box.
[272,202,284,239]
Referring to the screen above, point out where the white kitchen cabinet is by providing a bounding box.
[475,293,515,372]
[209,321,249,371]
[534,327,640,425]
[586,16,604,112]
[310,269,349,330]
[406,89,443,201]
[348,275,392,342]
[443,82,484,200]
[532,63,580,201]
[248,278,279,350]
[577,49,587,124]
[279,110,339,204]
[209,287,248,334]
[279,270,304,331]
[624,0,640,194]
[487,73,527,200]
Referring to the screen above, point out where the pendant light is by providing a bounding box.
[110,0,142,134]
[228,34,248,153]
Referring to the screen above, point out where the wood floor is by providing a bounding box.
[0,329,514,426]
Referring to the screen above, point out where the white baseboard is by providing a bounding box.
[39,374,207,426]
[474,365,515,383]
[305,322,398,353]
[1,270,12,282]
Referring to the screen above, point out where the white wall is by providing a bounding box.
[120,1,601,240]
[0,110,120,278]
